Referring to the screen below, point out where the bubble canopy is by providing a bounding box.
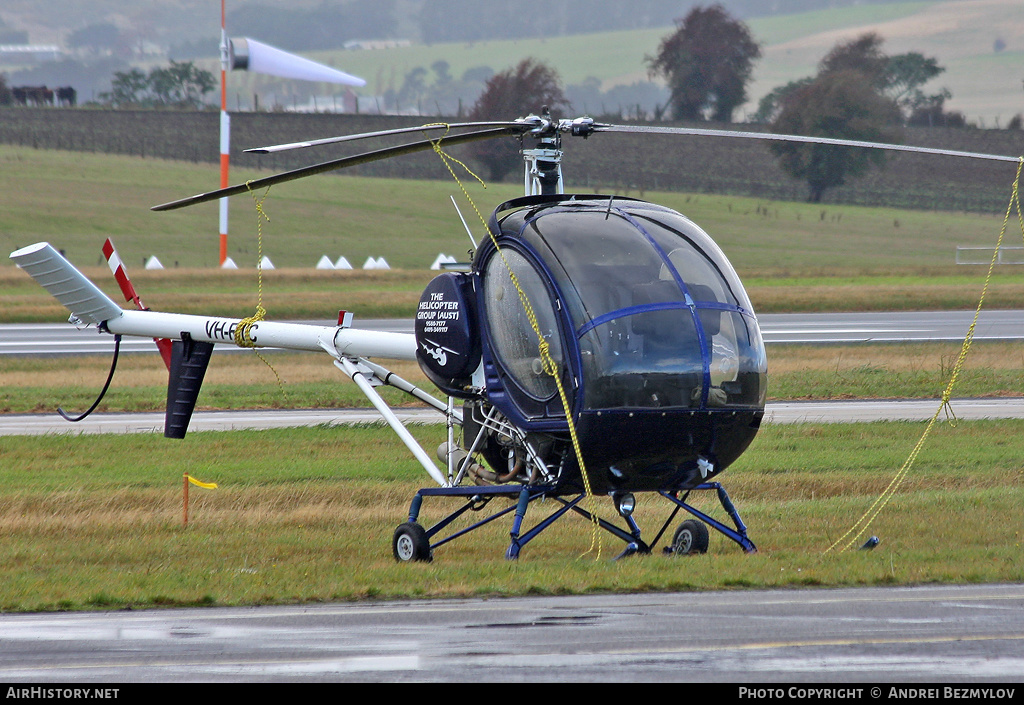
[480,196,766,417]
[476,196,766,490]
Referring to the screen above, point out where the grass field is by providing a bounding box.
[0,420,1020,611]
[1,335,1022,611]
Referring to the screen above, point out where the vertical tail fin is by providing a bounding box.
[165,334,215,439]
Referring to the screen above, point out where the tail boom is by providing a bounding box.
[11,241,417,361]
[106,310,417,360]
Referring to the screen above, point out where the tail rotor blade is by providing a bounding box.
[103,238,142,308]
[103,238,173,369]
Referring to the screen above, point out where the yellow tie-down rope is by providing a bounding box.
[826,156,1024,554]
[425,124,604,558]
[234,182,286,393]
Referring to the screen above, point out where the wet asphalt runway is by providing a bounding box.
[0,584,1021,683]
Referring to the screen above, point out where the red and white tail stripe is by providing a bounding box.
[103,238,173,369]
[102,238,142,308]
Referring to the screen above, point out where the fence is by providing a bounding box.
[955,246,1024,264]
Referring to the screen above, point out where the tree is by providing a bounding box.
[646,4,761,122]
[467,59,570,181]
[908,91,965,128]
[104,67,150,106]
[818,33,949,119]
[431,60,452,85]
[394,66,428,112]
[752,77,813,124]
[884,52,947,118]
[771,69,903,203]
[818,33,889,85]
[149,61,215,108]
[0,74,11,106]
[100,61,215,109]
[765,33,938,202]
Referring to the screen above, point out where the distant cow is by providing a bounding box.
[33,87,54,106]
[56,86,76,107]
[12,86,55,106]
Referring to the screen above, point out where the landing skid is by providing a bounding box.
[333,355,759,562]
[393,482,756,562]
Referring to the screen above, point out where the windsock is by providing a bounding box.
[229,38,366,87]
[215,33,365,265]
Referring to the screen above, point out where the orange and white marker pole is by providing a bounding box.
[218,0,230,266]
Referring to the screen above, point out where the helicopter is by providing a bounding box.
[10,112,1020,562]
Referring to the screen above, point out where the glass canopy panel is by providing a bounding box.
[507,205,766,411]
[635,214,755,312]
[483,250,564,400]
[522,214,687,326]
[579,307,704,409]
[704,310,767,408]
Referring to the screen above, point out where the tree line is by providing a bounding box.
[467,4,976,202]
[31,3,1000,203]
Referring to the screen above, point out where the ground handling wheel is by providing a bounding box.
[672,519,709,555]
[393,521,432,562]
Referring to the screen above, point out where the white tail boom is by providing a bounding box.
[10,242,416,360]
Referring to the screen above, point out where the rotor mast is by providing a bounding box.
[520,111,601,197]
[522,109,563,196]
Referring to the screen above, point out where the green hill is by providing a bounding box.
[4,1,1019,123]
[220,1,1022,125]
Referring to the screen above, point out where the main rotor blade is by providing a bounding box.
[594,124,1022,164]
[152,126,516,211]
[246,121,529,154]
